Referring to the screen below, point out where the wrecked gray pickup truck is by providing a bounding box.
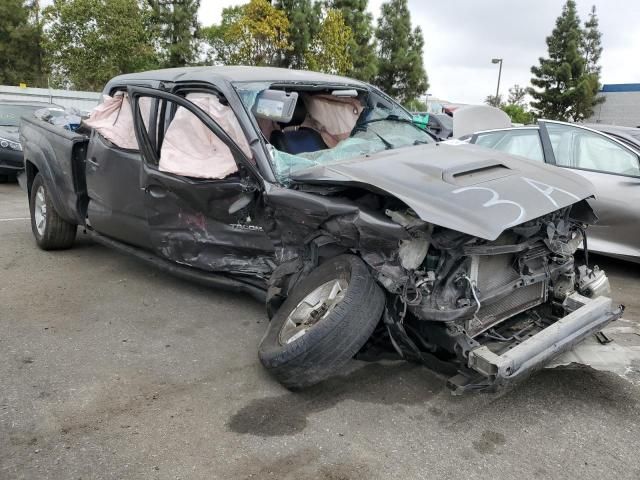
[19,66,623,393]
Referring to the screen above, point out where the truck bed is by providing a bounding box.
[20,116,89,225]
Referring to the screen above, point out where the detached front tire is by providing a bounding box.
[259,254,385,389]
[29,173,76,250]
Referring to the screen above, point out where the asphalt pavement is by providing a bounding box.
[1,182,639,480]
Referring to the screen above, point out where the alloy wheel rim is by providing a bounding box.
[279,279,348,345]
[34,185,47,236]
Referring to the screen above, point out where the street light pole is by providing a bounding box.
[491,58,503,100]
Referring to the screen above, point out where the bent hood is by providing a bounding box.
[290,143,595,240]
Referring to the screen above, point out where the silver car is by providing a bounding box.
[469,120,640,262]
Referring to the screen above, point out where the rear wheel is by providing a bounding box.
[259,254,385,389]
[29,173,76,250]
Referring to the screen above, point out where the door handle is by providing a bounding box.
[146,185,168,198]
[86,157,99,167]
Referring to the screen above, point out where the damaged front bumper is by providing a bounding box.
[449,292,624,393]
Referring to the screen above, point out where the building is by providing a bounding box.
[588,83,640,128]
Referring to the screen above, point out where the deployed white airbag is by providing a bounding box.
[301,94,363,147]
[159,93,251,179]
[83,92,138,149]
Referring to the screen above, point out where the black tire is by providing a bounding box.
[0,174,9,183]
[259,254,385,389]
[29,173,76,250]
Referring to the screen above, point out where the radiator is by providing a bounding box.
[467,253,546,337]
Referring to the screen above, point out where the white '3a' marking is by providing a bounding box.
[452,186,525,228]
[521,177,581,208]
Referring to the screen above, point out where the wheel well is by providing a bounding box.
[25,160,39,198]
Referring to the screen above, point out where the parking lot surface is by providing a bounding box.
[1,182,639,480]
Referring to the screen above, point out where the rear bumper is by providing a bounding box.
[449,293,624,393]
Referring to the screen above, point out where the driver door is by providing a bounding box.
[127,86,274,276]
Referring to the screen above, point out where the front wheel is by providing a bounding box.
[29,173,76,250]
[259,254,385,389]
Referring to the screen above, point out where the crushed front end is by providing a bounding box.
[365,200,624,393]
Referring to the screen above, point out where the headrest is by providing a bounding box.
[281,98,307,127]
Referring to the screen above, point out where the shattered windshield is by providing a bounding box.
[234,82,435,184]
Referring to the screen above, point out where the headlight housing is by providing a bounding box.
[0,137,22,152]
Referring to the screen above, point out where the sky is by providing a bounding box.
[198,0,640,104]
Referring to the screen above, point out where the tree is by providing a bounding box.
[0,0,45,87]
[203,0,290,66]
[44,0,159,90]
[147,0,200,67]
[374,0,428,104]
[583,5,602,75]
[529,0,601,121]
[327,0,377,82]
[273,0,321,69]
[304,9,353,75]
[502,104,534,124]
[579,5,605,116]
[403,97,427,112]
[201,5,242,65]
[507,84,527,107]
[485,91,534,124]
[485,94,504,108]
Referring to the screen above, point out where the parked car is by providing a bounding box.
[468,120,640,262]
[584,123,640,150]
[414,106,514,141]
[0,100,63,181]
[19,67,622,393]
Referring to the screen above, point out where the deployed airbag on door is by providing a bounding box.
[159,93,252,179]
[83,92,138,149]
[84,92,154,150]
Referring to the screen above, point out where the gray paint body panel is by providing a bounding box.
[567,168,640,259]
[291,143,595,240]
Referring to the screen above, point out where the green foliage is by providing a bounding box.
[374,0,428,104]
[0,0,45,86]
[580,5,605,115]
[273,0,321,69]
[529,0,603,121]
[44,0,159,90]
[507,84,527,107]
[403,98,427,112]
[203,0,290,66]
[485,86,535,124]
[502,104,535,125]
[485,94,503,108]
[583,5,602,75]
[147,0,200,67]
[304,9,353,75]
[201,5,242,65]
[326,0,377,82]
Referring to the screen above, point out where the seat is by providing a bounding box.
[270,128,328,155]
[269,98,328,155]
